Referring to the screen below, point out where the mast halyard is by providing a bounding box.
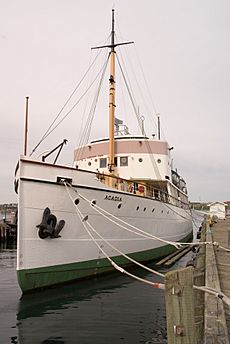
[92,9,133,175]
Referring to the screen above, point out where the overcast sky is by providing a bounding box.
[0,0,229,203]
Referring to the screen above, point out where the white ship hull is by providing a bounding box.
[16,157,193,292]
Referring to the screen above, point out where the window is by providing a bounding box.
[120,156,128,166]
[100,158,107,168]
[138,158,143,163]
[157,159,161,164]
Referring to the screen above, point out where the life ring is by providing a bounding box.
[138,185,145,193]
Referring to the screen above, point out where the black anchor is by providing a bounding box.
[36,207,65,239]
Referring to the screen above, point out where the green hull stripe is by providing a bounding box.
[17,232,193,292]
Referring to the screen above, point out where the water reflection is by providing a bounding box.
[17,267,166,344]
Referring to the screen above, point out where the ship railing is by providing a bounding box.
[96,172,189,210]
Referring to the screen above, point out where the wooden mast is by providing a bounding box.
[24,96,29,156]
[108,9,116,173]
[91,10,133,176]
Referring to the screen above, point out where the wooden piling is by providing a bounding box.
[165,266,195,344]
[204,219,230,343]
[165,216,230,343]
[193,221,206,343]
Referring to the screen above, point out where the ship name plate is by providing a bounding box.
[104,195,122,201]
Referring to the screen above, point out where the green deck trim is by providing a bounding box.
[17,231,193,292]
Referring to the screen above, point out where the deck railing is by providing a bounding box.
[96,172,189,210]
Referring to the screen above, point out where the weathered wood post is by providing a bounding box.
[165,266,195,344]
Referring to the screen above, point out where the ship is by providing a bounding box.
[15,10,193,293]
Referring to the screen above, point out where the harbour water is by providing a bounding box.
[0,212,203,344]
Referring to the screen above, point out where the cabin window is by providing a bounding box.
[88,161,92,166]
[138,158,143,163]
[157,159,161,164]
[154,189,159,199]
[120,156,128,166]
[100,158,107,168]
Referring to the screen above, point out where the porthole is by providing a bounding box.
[143,207,146,212]
[138,158,143,163]
[118,203,122,209]
[157,159,161,164]
[74,198,80,205]
[136,206,139,211]
[88,161,92,166]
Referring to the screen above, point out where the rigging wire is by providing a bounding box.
[31,57,110,148]
[74,53,110,162]
[77,36,111,148]
[116,53,162,180]
[84,53,110,145]
[30,34,111,157]
[115,26,159,134]
[77,49,94,147]
[117,41,158,132]
[30,49,103,156]
[115,54,140,126]
[132,44,167,141]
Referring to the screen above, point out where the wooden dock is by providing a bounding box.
[164,216,230,343]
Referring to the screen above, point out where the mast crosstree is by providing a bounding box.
[92,9,133,173]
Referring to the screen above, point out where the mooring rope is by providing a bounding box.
[63,182,230,304]
[194,285,230,307]
[67,183,230,253]
[67,183,182,249]
[64,182,165,289]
